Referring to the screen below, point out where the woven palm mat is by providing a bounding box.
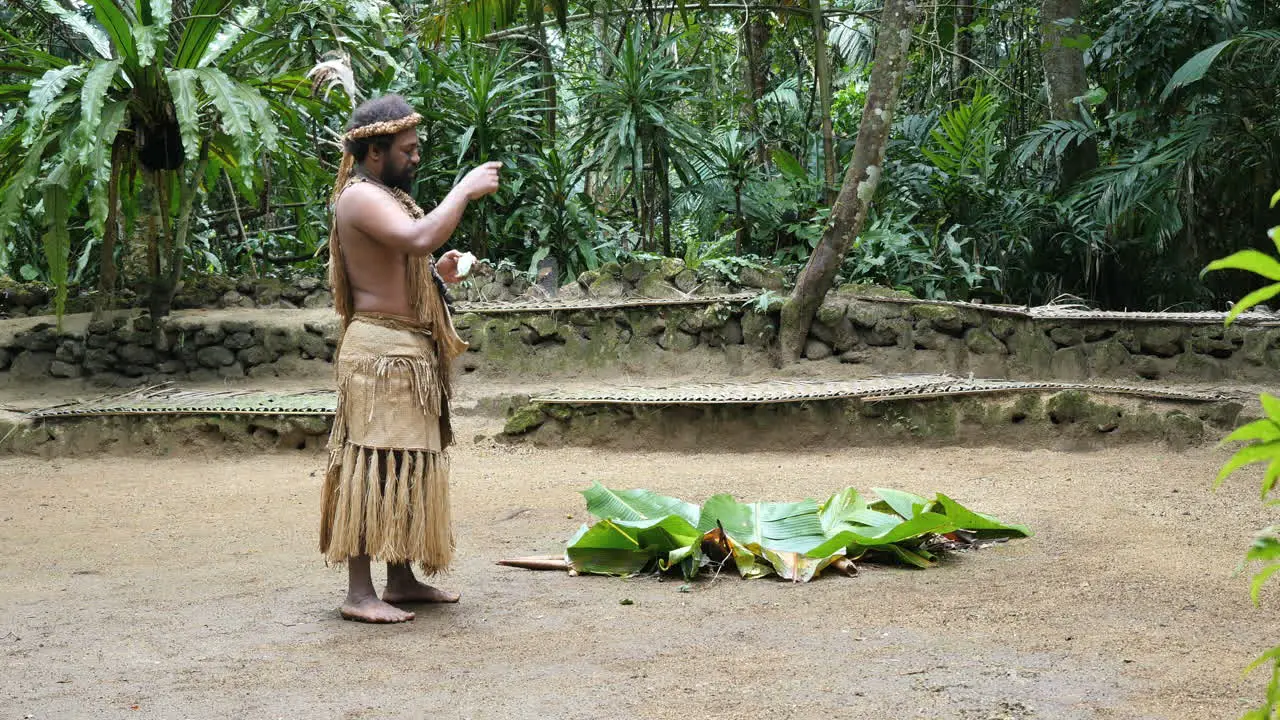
[454,293,758,314]
[25,376,1231,420]
[27,386,337,419]
[850,295,1280,326]
[532,376,1231,405]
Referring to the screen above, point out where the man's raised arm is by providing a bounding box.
[347,162,502,256]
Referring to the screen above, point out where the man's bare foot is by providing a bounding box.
[382,580,461,605]
[340,595,415,623]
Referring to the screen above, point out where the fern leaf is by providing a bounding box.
[167,68,202,161]
[151,0,174,32]
[238,84,277,153]
[197,67,254,165]
[86,101,127,238]
[84,0,136,63]
[134,24,160,66]
[0,132,56,268]
[76,59,121,164]
[23,65,86,146]
[41,0,113,59]
[175,0,232,69]
[42,176,72,326]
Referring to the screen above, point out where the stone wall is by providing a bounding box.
[803,290,1278,382]
[0,312,338,386]
[453,256,780,302]
[2,285,1277,385]
[499,391,1237,451]
[0,257,779,318]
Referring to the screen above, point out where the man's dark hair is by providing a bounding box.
[344,94,416,162]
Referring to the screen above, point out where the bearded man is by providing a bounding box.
[319,94,501,623]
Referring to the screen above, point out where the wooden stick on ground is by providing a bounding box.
[496,556,570,571]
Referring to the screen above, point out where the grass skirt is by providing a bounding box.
[319,314,453,574]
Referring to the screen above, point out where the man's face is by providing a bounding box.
[378,128,420,192]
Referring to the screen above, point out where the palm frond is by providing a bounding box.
[1013,117,1098,168]
[1162,29,1280,100]
[921,91,1003,180]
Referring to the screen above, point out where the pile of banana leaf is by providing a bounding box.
[561,483,1031,582]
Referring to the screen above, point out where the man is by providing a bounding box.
[319,94,501,623]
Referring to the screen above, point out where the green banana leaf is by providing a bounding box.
[698,494,832,578]
[870,487,933,519]
[710,531,774,579]
[819,487,903,533]
[872,543,938,569]
[928,493,1033,538]
[698,494,826,549]
[582,482,700,526]
[805,511,957,559]
[565,513,704,579]
[562,485,1031,583]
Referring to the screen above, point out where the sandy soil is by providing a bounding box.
[1,412,1276,720]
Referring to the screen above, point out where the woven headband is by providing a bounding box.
[328,110,422,213]
[343,112,423,141]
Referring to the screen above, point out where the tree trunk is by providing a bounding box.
[527,0,557,138]
[735,184,747,256]
[658,146,672,257]
[741,4,771,164]
[540,45,558,139]
[1040,0,1097,189]
[952,0,974,92]
[779,0,918,361]
[811,0,837,203]
[93,137,127,319]
[150,140,209,319]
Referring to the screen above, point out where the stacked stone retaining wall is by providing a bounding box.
[2,287,1276,386]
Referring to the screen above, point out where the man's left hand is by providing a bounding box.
[437,249,464,284]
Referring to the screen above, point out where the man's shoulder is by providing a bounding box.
[337,180,391,209]
[338,182,414,223]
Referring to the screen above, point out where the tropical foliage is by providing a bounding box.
[2,0,1278,317]
[564,482,1030,582]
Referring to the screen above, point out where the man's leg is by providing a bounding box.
[383,562,460,604]
[341,555,415,623]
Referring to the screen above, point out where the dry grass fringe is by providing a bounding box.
[320,444,454,575]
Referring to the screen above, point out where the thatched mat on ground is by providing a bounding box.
[0,414,1273,719]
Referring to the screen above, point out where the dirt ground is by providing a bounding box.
[1,412,1275,720]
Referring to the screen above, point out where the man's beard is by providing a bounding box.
[380,160,415,192]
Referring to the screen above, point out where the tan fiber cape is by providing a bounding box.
[319,174,469,574]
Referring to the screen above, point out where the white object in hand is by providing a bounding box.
[456,252,477,278]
